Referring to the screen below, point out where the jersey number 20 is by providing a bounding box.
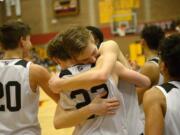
[0,81,21,112]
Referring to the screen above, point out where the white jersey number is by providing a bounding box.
[0,81,21,112]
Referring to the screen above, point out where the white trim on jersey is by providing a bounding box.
[155,85,168,97]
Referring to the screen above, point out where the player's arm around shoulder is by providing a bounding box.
[49,40,125,91]
[114,61,150,88]
[143,87,166,135]
[48,41,121,91]
[97,40,119,77]
[29,63,59,103]
[48,65,106,93]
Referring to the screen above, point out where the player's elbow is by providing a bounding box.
[49,80,62,94]
[53,118,65,129]
[136,75,151,89]
[54,122,60,129]
[142,76,151,88]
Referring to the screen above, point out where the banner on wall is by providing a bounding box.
[99,0,140,24]
[53,0,79,16]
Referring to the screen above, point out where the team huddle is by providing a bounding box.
[0,21,180,135]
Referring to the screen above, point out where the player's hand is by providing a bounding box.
[88,92,120,116]
[49,72,62,93]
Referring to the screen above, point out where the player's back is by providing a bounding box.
[155,81,180,135]
[59,64,128,135]
[0,59,40,135]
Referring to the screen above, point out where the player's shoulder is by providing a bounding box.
[101,40,117,45]
[143,86,165,106]
[142,62,159,71]
[140,62,160,80]
[30,63,49,76]
[99,40,118,50]
[14,59,29,68]
[30,63,43,70]
[143,86,166,116]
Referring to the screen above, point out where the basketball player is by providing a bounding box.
[137,25,165,104]
[47,27,150,135]
[0,21,60,135]
[143,34,180,135]
[136,25,165,134]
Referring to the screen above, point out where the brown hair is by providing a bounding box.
[47,33,71,60]
[62,26,92,57]
[0,21,30,50]
[47,26,92,60]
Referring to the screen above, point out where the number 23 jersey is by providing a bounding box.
[59,64,128,135]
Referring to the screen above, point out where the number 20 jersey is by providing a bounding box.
[59,64,128,135]
[0,59,40,135]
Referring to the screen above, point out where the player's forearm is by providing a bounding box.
[54,105,93,129]
[58,69,108,90]
[131,71,151,88]
[119,68,151,88]
[48,67,109,92]
[135,74,151,104]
